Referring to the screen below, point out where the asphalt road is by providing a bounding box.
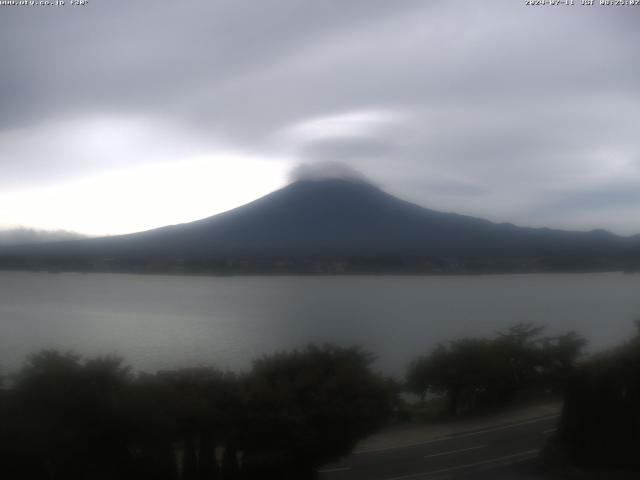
[318,413,560,480]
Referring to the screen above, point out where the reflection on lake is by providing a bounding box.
[1,271,638,376]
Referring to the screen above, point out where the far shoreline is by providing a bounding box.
[0,267,635,279]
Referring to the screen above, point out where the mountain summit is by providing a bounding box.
[288,161,373,185]
[1,176,638,273]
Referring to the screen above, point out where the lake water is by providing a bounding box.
[1,271,639,376]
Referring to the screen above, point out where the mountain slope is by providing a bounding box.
[0,228,85,246]
[1,179,637,272]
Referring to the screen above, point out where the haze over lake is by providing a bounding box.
[1,271,638,376]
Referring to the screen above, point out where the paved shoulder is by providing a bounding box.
[319,403,561,480]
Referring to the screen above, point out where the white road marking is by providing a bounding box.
[382,449,540,480]
[445,415,559,439]
[317,466,351,473]
[423,444,487,459]
[355,414,559,454]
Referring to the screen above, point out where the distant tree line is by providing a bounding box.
[0,346,394,480]
[1,251,638,275]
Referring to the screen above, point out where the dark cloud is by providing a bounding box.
[289,161,371,184]
[299,137,398,164]
[1,0,640,234]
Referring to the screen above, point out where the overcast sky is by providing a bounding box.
[1,0,639,236]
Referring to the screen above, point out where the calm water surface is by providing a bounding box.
[1,272,639,376]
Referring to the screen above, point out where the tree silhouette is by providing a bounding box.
[558,323,640,468]
[0,345,394,480]
[407,324,586,416]
[242,345,394,479]
[5,351,132,479]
